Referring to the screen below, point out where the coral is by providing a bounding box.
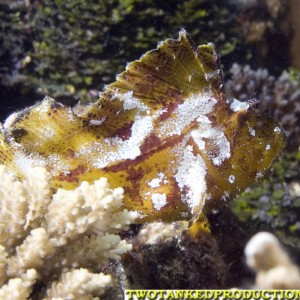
[226,63,300,151]
[46,268,112,300]
[0,31,285,223]
[0,165,139,299]
[0,165,29,250]
[0,269,38,300]
[7,228,56,277]
[245,232,300,289]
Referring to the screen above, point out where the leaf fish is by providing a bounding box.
[0,30,285,222]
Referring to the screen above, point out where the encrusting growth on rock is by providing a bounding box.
[245,232,300,289]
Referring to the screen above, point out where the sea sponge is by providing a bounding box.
[245,232,300,289]
[0,165,139,299]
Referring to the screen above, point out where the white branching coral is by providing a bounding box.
[245,232,300,289]
[0,165,140,299]
[44,178,135,245]
[24,167,52,229]
[0,269,37,300]
[46,268,112,300]
[0,165,29,250]
[7,228,56,277]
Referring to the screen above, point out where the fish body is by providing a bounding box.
[0,30,285,222]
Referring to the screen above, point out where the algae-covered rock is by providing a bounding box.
[119,209,255,290]
[232,151,300,237]
[0,0,289,120]
[122,222,226,289]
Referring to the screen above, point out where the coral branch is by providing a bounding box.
[45,268,111,300]
[0,269,37,300]
[0,165,139,298]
